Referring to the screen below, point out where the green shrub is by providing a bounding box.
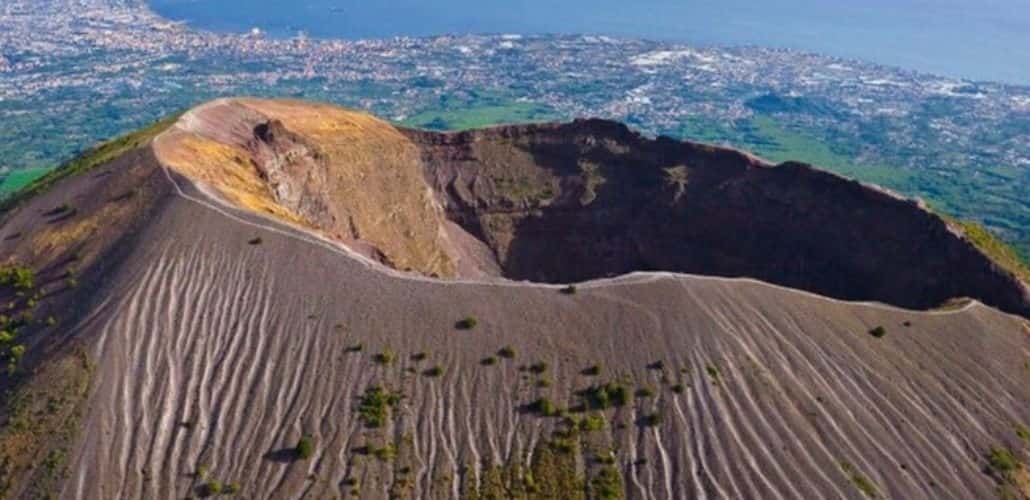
[560,285,577,295]
[580,413,605,432]
[530,362,548,374]
[226,482,241,494]
[530,398,558,417]
[358,386,402,428]
[581,364,601,376]
[9,344,25,361]
[987,446,1018,479]
[1016,424,1030,443]
[296,436,315,460]
[868,326,887,338]
[204,480,223,496]
[424,365,444,377]
[0,265,34,291]
[536,378,551,388]
[410,352,427,362]
[590,466,624,500]
[838,461,878,497]
[705,363,720,383]
[498,346,515,359]
[374,349,396,365]
[456,316,478,330]
[581,382,630,410]
[481,356,498,366]
[372,443,396,461]
[635,387,655,399]
[670,384,685,394]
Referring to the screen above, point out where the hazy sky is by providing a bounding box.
[151,0,1030,83]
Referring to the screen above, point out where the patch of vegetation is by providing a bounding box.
[357,386,402,428]
[0,168,49,196]
[986,446,1018,480]
[0,113,181,214]
[670,384,686,394]
[0,350,93,498]
[529,362,548,375]
[0,264,35,291]
[295,435,315,460]
[373,349,396,365]
[424,365,444,378]
[498,346,515,359]
[579,413,605,433]
[247,237,263,245]
[580,382,631,410]
[203,479,223,496]
[481,356,498,366]
[1016,424,1030,443]
[561,284,577,295]
[456,316,478,330]
[536,378,551,388]
[946,218,1030,283]
[581,364,601,376]
[868,326,887,338]
[589,465,624,500]
[705,363,721,384]
[530,435,585,499]
[410,352,427,362]
[838,460,879,498]
[372,443,396,462]
[529,398,559,417]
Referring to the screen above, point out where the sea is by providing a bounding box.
[148,0,1030,84]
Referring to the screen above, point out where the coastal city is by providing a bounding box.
[1,0,1028,253]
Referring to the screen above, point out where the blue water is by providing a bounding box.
[149,0,1030,84]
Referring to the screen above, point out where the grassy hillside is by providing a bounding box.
[0,113,180,214]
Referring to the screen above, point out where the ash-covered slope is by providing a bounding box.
[0,98,1027,500]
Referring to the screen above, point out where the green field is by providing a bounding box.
[0,168,51,196]
[401,102,558,131]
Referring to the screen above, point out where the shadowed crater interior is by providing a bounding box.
[402,120,1029,316]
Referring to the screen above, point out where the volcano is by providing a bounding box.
[0,98,1026,499]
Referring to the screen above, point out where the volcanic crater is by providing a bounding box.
[162,98,1028,315]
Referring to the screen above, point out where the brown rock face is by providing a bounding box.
[404,119,1030,316]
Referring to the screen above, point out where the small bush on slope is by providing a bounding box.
[295,436,315,460]
[357,386,402,428]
